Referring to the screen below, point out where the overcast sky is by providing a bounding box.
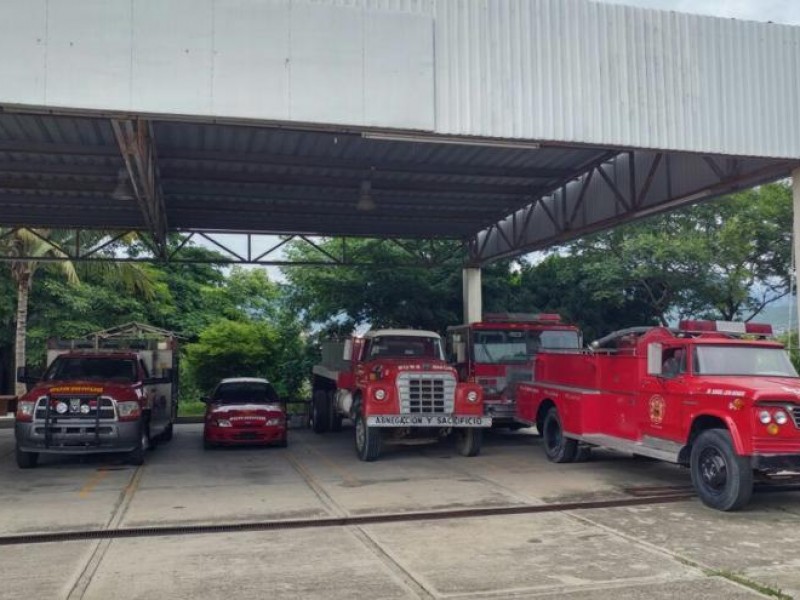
[598,0,800,25]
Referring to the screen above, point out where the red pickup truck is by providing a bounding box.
[516,320,800,511]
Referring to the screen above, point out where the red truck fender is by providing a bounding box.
[682,410,748,456]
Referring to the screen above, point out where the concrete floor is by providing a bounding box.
[0,424,799,599]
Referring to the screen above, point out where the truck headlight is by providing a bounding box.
[265,418,282,426]
[466,390,479,403]
[774,410,789,426]
[117,401,141,421]
[16,401,35,422]
[758,410,772,425]
[215,419,232,428]
[374,388,386,401]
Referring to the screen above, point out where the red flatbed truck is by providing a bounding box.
[446,314,580,427]
[311,329,489,461]
[516,320,800,511]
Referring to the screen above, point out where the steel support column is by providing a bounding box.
[462,267,482,324]
[111,119,168,259]
[793,167,800,334]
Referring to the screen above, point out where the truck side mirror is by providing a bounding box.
[647,343,663,376]
[343,339,353,361]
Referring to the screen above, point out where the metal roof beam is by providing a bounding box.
[111,119,168,258]
[470,151,799,265]
[163,169,536,197]
[0,140,118,157]
[157,149,571,181]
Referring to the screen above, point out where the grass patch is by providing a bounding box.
[707,569,790,599]
[178,400,206,417]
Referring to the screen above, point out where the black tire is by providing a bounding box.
[328,391,343,432]
[276,435,288,448]
[311,390,330,434]
[690,429,753,511]
[16,444,38,469]
[203,438,215,450]
[574,445,592,462]
[128,422,150,466]
[454,428,483,457]
[160,421,174,443]
[354,413,381,461]
[542,407,578,463]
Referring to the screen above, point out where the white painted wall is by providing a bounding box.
[1,0,799,158]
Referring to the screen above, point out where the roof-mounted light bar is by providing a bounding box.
[678,320,773,336]
[483,313,563,323]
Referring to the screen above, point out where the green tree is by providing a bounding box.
[185,319,279,393]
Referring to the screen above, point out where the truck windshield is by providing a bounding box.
[213,382,280,404]
[368,336,444,359]
[44,357,137,382]
[473,329,580,363]
[695,346,799,377]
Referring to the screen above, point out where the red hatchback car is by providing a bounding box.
[203,378,288,449]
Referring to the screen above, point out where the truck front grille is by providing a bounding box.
[792,406,800,429]
[397,372,456,414]
[35,396,116,420]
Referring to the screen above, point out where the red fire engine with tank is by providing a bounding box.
[311,329,489,461]
[446,314,580,427]
[516,320,800,511]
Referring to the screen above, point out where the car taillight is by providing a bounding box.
[117,401,141,421]
[16,401,35,422]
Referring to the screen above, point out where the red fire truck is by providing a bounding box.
[446,314,580,426]
[516,320,800,511]
[311,329,489,461]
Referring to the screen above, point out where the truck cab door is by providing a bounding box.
[638,345,688,444]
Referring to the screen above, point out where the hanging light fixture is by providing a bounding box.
[111,168,134,201]
[356,177,375,212]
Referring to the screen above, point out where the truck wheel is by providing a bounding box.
[542,407,577,463]
[574,444,592,462]
[16,444,38,469]
[454,428,482,457]
[354,414,381,461]
[160,421,174,443]
[328,391,343,432]
[311,390,330,434]
[128,423,151,466]
[690,429,753,511]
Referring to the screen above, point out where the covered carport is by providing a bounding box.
[0,0,798,322]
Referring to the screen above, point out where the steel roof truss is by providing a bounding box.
[111,119,168,259]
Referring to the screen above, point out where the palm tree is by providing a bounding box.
[3,228,156,395]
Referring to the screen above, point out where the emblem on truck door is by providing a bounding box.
[649,395,666,425]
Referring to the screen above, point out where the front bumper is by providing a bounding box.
[15,420,140,454]
[484,401,516,424]
[750,454,800,472]
[205,425,286,445]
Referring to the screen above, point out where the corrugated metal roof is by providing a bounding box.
[434,0,800,158]
[1,0,798,158]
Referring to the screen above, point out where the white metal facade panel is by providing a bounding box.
[131,0,215,115]
[433,0,800,158]
[211,0,291,120]
[0,0,46,105]
[289,2,365,124]
[0,0,799,158]
[364,10,435,129]
[46,0,132,110]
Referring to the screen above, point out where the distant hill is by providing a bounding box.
[757,302,797,334]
